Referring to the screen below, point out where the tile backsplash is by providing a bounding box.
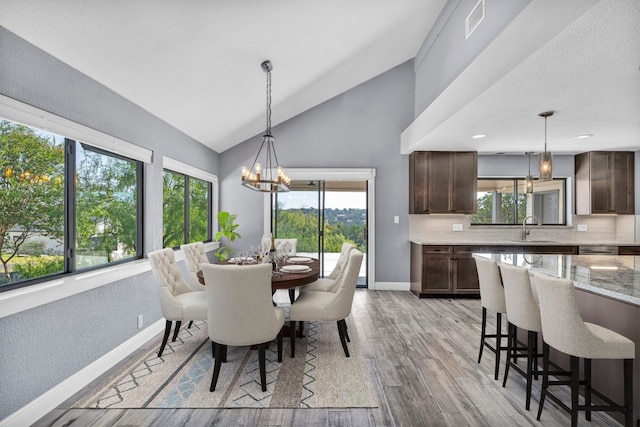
[409,214,638,243]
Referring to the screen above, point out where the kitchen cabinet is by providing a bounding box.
[410,244,479,297]
[575,151,635,214]
[409,151,477,214]
[618,246,640,255]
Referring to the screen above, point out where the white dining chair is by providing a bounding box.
[180,242,209,291]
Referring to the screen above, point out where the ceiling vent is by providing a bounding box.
[465,0,485,39]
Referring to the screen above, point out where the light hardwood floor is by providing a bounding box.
[34,290,622,426]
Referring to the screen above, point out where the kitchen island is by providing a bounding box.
[478,253,639,425]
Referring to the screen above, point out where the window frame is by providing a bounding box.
[471,177,567,226]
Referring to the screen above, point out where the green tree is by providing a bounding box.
[189,178,209,242]
[0,120,65,283]
[162,171,185,248]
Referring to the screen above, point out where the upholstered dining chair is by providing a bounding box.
[289,249,363,358]
[499,262,542,410]
[275,238,297,256]
[148,248,208,357]
[201,262,285,392]
[180,242,209,291]
[472,255,508,381]
[534,273,635,427]
[301,242,355,293]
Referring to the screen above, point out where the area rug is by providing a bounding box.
[75,319,377,409]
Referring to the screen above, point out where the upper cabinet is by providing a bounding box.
[575,151,635,215]
[409,151,477,214]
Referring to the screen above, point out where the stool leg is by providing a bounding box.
[585,358,591,421]
[495,312,502,380]
[570,355,579,427]
[478,307,487,363]
[624,359,633,427]
[533,331,539,380]
[525,330,535,411]
[502,322,513,387]
[536,342,550,421]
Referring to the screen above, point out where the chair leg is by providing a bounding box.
[187,320,193,329]
[502,322,513,388]
[299,320,304,337]
[537,342,550,421]
[277,328,283,363]
[211,340,215,358]
[478,307,487,363]
[258,343,267,392]
[494,312,502,381]
[289,288,295,304]
[210,343,224,392]
[525,330,535,411]
[337,319,350,357]
[570,355,579,427]
[172,320,182,342]
[533,331,539,380]
[290,320,296,358]
[158,320,172,357]
[624,359,633,427]
[585,358,591,421]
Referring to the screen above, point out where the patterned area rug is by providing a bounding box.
[75,319,377,409]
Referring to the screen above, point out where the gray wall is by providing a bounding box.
[414,0,530,116]
[219,61,416,283]
[0,27,220,419]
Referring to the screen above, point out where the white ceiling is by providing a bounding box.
[0,0,446,153]
[1,0,638,156]
[403,0,640,155]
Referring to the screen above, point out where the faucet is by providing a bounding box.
[521,215,541,240]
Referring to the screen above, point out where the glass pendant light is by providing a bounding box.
[525,152,534,194]
[538,111,554,182]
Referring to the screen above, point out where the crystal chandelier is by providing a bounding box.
[241,60,290,192]
[538,111,554,182]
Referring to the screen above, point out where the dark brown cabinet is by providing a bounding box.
[410,244,479,297]
[575,151,635,214]
[409,151,477,214]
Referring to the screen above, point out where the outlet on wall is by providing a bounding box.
[452,223,464,232]
[137,314,144,329]
[577,224,588,232]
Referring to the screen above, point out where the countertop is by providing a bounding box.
[410,240,639,246]
[476,253,640,307]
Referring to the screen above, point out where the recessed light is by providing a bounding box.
[573,134,593,139]
[471,134,486,139]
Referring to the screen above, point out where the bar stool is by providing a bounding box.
[534,273,635,427]
[473,255,508,380]
[499,263,542,410]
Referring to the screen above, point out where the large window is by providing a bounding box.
[1,118,143,291]
[471,178,566,225]
[163,169,212,248]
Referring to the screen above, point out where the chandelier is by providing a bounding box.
[525,151,534,194]
[538,111,554,182]
[241,60,290,192]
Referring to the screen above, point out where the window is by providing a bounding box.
[162,170,212,248]
[471,178,566,225]
[1,118,143,291]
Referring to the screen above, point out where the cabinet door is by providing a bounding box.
[589,152,610,213]
[452,247,479,293]
[426,152,452,213]
[422,246,453,293]
[611,152,634,214]
[409,152,429,214]
[451,152,478,213]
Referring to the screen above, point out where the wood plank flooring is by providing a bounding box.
[34,290,622,426]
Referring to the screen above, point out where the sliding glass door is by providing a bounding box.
[272,180,368,287]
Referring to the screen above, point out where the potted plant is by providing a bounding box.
[214,211,241,262]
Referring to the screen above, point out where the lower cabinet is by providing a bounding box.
[410,244,479,297]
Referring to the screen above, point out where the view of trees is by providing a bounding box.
[163,171,210,248]
[275,206,366,253]
[1,119,140,286]
[471,192,528,224]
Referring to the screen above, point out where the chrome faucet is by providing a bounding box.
[522,215,541,240]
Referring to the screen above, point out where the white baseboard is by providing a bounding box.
[1,320,164,427]
[370,281,410,291]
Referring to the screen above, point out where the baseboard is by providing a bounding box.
[0,319,164,427]
[370,281,410,291]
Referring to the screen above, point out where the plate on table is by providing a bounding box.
[281,264,312,273]
[287,257,312,264]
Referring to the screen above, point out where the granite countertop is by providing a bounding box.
[410,240,638,246]
[479,253,640,307]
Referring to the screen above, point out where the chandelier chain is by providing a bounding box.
[265,66,271,135]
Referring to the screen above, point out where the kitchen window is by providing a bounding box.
[471,178,566,225]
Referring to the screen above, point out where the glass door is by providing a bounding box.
[272,180,368,287]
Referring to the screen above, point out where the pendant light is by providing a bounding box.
[241,60,290,192]
[538,111,554,182]
[525,152,534,194]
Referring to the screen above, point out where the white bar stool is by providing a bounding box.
[535,273,635,427]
